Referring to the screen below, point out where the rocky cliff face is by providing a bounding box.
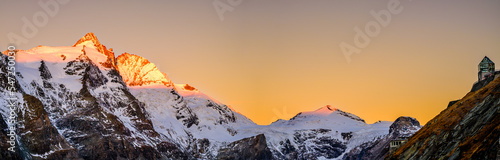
[388,117,420,137]
[386,74,500,160]
[471,71,500,92]
[18,94,82,160]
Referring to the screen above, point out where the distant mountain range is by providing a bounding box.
[0,33,497,160]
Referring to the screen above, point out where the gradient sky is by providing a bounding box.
[2,0,500,125]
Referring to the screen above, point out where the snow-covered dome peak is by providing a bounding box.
[302,105,365,123]
[270,105,366,130]
[308,105,338,115]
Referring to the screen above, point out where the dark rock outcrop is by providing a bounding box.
[216,134,273,160]
[293,129,347,159]
[206,101,236,124]
[343,139,387,160]
[447,100,459,108]
[81,62,108,89]
[168,88,199,128]
[38,61,52,80]
[471,71,500,92]
[64,54,91,76]
[388,116,420,137]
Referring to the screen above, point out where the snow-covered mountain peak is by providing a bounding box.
[270,105,366,130]
[73,32,100,48]
[307,105,338,115]
[116,52,173,87]
[305,105,365,123]
[72,32,116,68]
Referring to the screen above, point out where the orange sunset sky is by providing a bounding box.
[1,0,500,125]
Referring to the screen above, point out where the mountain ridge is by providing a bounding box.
[0,33,424,160]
